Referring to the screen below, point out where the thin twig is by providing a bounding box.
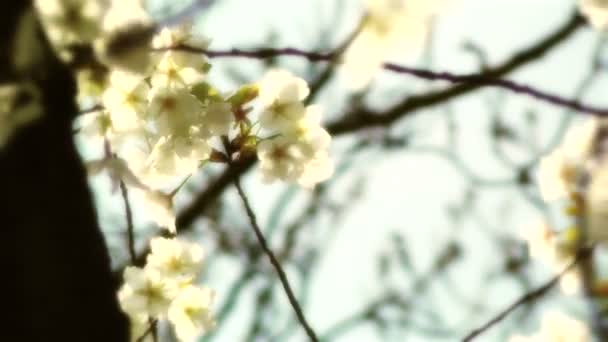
[168,44,608,116]
[119,180,136,263]
[153,16,602,116]
[90,16,588,119]
[461,246,593,342]
[233,177,319,342]
[135,319,158,342]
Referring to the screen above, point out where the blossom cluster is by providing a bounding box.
[74,31,333,232]
[520,221,581,294]
[508,311,590,342]
[33,1,337,339]
[536,117,608,243]
[256,70,333,188]
[118,237,215,342]
[526,119,605,292]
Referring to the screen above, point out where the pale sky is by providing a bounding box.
[84,0,607,341]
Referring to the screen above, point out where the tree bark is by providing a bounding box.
[0,1,129,341]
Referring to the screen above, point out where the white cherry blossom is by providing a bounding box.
[586,166,608,242]
[520,221,580,294]
[148,87,204,136]
[537,119,598,202]
[298,150,334,189]
[147,237,205,283]
[257,136,308,183]
[258,69,309,131]
[204,101,234,136]
[168,286,216,342]
[102,70,149,132]
[151,51,209,89]
[118,266,178,317]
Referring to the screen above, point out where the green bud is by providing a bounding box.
[191,82,223,102]
[228,84,258,107]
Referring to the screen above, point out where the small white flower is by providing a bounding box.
[561,118,598,161]
[537,119,598,202]
[147,237,205,283]
[127,313,154,342]
[148,87,204,136]
[257,136,308,183]
[257,69,309,131]
[558,270,581,295]
[204,101,234,136]
[520,221,558,261]
[173,133,212,163]
[151,51,208,89]
[520,221,581,295]
[537,148,578,202]
[168,286,216,342]
[586,166,608,242]
[283,105,332,156]
[102,70,149,132]
[298,150,334,189]
[142,135,208,187]
[118,266,177,317]
[579,0,608,30]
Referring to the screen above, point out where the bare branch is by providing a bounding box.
[462,246,593,342]
[233,177,319,341]
[160,13,595,117]
[119,180,136,263]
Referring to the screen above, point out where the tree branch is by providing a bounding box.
[164,13,594,119]
[117,10,585,287]
[119,180,136,263]
[233,177,319,341]
[461,246,593,342]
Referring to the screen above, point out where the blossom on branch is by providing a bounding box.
[537,119,598,202]
[255,79,334,188]
[168,286,216,342]
[147,237,205,283]
[102,70,149,132]
[118,266,177,318]
[579,0,608,30]
[118,238,215,340]
[520,221,581,294]
[258,69,309,132]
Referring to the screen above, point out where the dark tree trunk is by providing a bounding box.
[0,1,129,341]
